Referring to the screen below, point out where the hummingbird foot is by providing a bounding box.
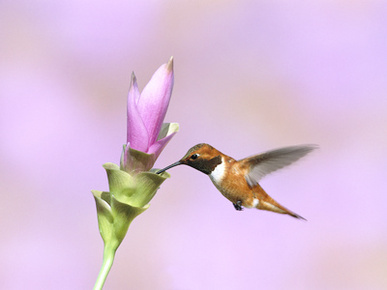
[233,201,243,211]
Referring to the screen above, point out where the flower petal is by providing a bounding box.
[120,143,156,173]
[92,190,114,244]
[148,123,179,158]
[103,162,135,193]
[136,57,174,148]
[127,73,149,152]
[132,171,170,207]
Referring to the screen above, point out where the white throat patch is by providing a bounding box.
[209,158,226,184]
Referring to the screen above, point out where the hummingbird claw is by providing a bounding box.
[233,201,243,211]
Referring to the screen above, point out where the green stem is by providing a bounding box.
[94,245,117,290]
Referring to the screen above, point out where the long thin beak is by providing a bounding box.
[156,161,182,174]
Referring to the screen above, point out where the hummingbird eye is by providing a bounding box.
[190,153,199,160]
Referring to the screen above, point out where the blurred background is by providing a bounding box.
[1,1,386,289]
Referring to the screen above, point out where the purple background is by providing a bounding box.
[1,1,387,289]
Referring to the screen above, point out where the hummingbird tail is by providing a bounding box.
[284,208,306,220]
[252,184,306,220]
[258,200,306,220]
[253,186,307,220]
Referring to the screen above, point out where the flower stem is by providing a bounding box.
[94,245,117,290]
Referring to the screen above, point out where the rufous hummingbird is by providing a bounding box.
[156,143,317,219]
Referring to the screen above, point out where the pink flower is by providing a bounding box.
[122,57,178,172]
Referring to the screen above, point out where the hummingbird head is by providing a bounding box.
[156,143,222,175]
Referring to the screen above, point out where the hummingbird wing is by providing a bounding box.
[240,145,317,187]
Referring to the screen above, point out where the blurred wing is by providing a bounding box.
[241,145,318,187]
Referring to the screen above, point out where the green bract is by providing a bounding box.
[92,150,170,290]
[92,160,170,249]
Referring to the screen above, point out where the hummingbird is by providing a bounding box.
[156,143,317,219]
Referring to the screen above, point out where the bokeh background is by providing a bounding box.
[1,1,386,289]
